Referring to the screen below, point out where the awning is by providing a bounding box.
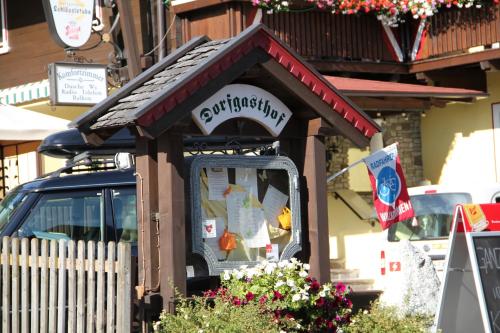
[325,76,487,99]
[0,104,69,141]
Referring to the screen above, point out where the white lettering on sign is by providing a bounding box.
[191,84,293,137]
[53,63,107,105]
[477,246,500,274]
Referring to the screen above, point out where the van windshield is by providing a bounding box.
[0,189,27,233]
[387,192,472,242]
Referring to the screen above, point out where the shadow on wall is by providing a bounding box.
[327,193,382,263]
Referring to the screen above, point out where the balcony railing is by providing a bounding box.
[262,10,395,62]
[423,6,500,60]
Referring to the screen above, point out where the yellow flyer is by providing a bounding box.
[463,204,488,232]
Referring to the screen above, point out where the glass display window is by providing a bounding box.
[189,155,301,275]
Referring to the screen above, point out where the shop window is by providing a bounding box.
[0,0,8,54]
[189,155,302,276]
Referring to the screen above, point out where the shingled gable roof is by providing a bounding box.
[71,24,380,146]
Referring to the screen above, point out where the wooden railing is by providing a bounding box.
[0,238,132,333]
[263,6,500,63]
[422,6,500,60]
[262,10,394,62]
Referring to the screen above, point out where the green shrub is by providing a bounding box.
[345,301,434,333]
[153,293,289,333]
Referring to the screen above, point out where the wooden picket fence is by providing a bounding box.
[0,237,132,333]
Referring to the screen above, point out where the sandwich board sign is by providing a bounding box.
[435,203,500,333]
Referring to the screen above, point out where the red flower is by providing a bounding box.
[273,290,283,301]
[232,297,242,306]
[310,279,320,292]
[245,291,255,301]
[316,297,326,308]
[259,295,268,304]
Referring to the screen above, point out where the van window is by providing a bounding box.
[17,190,104,242]
[0,188,27,234]
[111,187,137,243]
[388,192,472,242]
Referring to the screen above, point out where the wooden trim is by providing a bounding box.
[157,131,186,312]
[409,48,500,73]
[135,138,160,292]
[350,96,432,110]
[303,134,330,284]
[143,48,271,138]
[308,60,408,74]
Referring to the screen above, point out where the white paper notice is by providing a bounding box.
[204,217,226,260]
[266,244,279,262]
[226,191,247,233]
[240,208,270,248]
[235,168,258,197]
[207,167,229,201]
[202,218,218,238]
[262,185,289,228]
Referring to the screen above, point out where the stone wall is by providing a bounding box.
[325,112,424,192]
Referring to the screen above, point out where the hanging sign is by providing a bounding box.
[48,62,107,106]
[364,143,414,230]
[191,84,293,137]
[436,204,500,333]
[42,0,95,48]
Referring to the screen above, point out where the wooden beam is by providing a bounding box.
[303,130,330,284]
[350,96,432,110]
[260,58,370,148]
[135,138,160,294]
[306,118,337,136]
[409,48,500,73]
[157,131,186,312]
[116,0,142,79]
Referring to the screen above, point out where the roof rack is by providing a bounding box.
[41,151,125,179]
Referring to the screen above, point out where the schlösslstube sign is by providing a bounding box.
[42,0,95,48]
[191,84,293,137]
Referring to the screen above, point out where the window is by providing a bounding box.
[387,192,472,242]
[0,0,8,54]
[17,190,104,242]
[111,187,137,243]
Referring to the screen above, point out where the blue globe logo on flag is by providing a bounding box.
[376,166,401,206]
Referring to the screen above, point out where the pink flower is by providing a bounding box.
[259,295,268,304]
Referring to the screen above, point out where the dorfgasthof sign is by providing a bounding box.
[48,62,107,106]
[191,84,293,137]
[42,0,95,48]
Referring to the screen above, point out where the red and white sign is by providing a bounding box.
[389,262,401,272]
[43,0,95,48]
[364,143,414,230]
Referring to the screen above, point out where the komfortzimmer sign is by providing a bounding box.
[191,84,293,137]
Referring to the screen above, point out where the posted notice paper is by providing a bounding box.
[207,167,229,201]
[226,191,247,234]
[262,185,289,228]
[235,168,258,198]
[240,208,270,248]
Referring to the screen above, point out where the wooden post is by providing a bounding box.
[115,0,142,79]
[135,138,159,292]
[303,120,330,284]
[157,131,186,312]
